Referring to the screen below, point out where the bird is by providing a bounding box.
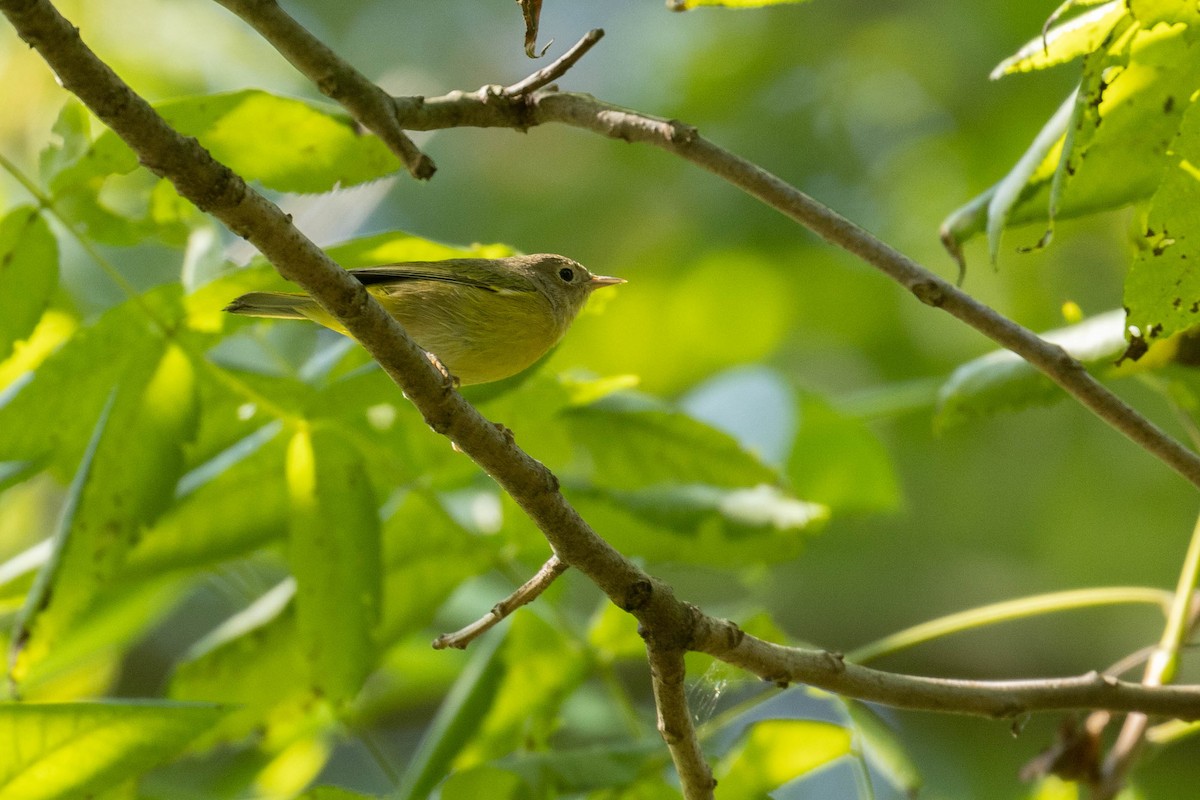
[224,253,624,385]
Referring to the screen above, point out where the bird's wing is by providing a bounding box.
[349,263,500,293]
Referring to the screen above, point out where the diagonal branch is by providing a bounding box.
[386,87,1200,492]
[212,0,435,180]
[9,0,1200,730]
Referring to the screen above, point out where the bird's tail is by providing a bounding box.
[223,292,317,320]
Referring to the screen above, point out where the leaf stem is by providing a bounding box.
[847,587,1173,664]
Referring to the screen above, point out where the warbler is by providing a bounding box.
[224,254,625,385]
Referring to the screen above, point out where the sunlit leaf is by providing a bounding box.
[587,602,646,663]
[0,701,223,800]
[163,90,402,192]
[942,14,1200,258]
[991,2,1127,77]
[1029,775,1082,799]
[10,343,198,690]
[0,286,183,479]
[0,309,77,394]
[1125,100,1200,346]
[0,207,58,364]
[286,427,382,707]
[53,91,404,196]
[715,719,853,800]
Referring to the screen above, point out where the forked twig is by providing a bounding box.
[502,28,605,96]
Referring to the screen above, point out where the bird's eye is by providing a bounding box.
[558,267,575,282]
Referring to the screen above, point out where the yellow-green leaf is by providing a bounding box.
[0,701,222,800]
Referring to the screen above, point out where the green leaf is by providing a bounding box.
[454,613,588,768]
[322,230,516,266]
[307,366,473,493]
[37,99,93,185]
[1129,0,1200,27]
[789,393,900,514]
[0,701,223,800]
[844,701,922,797]
[6,396,109,669]
[10,344,199,690]
[378,492,496,644]
[64,91,403,195]
[936,310,1126,428]
[561,482,825,568]
[395,629,508,800]
[1126,99,1200,345]
[0,207,58,364]
[585,777,683,799]
[587,602,646,663]
[991,2,1127,77]
[981,92,1076,264]
[493,744,663,794]
[0,286,183,479]
[286,427,382,707]
[563,400,781,491]
[298,787,381,800]
[715,719,853,800]
[441,766,532,800]
[169,583,313,747]
[943,13,1200,256]
[123,426,288,579]
[1029,776,1083,799]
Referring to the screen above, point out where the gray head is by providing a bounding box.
[512,254,625,321]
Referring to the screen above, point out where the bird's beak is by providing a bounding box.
[588,274,626,289]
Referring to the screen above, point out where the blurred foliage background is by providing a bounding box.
[2,0,1199,797]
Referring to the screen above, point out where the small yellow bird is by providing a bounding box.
[224,254,624,385]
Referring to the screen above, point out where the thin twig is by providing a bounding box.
[502,28,605,96]
[10,0,1200,728]
[432,555,568,650]
[647,646,715,800]
[211,0,435,180]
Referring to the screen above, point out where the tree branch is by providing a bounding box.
[211,0,435,180]
[687,614,1200,719]
[385,87,1200,492]
[431,555,568,650]
[8,0,1200,733]
[647,646,716,800]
